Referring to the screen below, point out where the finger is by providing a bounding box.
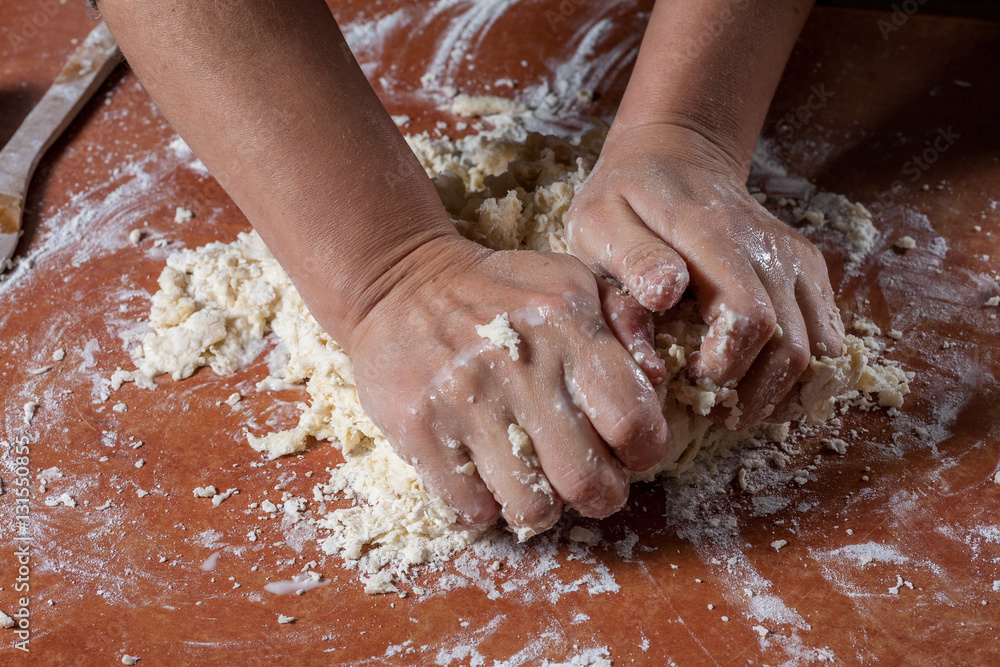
[461,414,563,539]
[765,251,845,425]
[515,388,629,519]
[390,427,501,528]
[565,327,673,472]
[795,247,845,359]
[596,276,667,386]
[714,282,811,430]
[567,199,690,311]
[687,265,777,389]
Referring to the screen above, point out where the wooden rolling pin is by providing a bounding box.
[0,22,120,264]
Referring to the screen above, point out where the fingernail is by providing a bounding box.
[635,340,667,386]
[630,338,655,367]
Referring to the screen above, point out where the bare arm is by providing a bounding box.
[98,0,454,350]
[617,0,814,173]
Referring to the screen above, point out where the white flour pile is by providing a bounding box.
[111,116,909,580]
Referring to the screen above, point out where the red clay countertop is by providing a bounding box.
[0,2,998,664]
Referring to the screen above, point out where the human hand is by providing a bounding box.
[565,123,845,429]
[346,235,674,537]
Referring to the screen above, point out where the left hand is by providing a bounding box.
[565,122,845,429]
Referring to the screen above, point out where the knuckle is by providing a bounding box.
[604,402,653,449]
[744,306,778,347]
[821,333,845,358]
[536,291,578,316]
[622,241,669,281]
[784,336,812,376]
[802,240,829,268]
[559,463,628,516]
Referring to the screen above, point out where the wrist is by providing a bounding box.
[603,118,750,181]
[334,232,489,358]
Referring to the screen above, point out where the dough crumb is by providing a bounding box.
[193,486,217,498]
[212,488,238,507]
[985,296,999,307]
[121,656,140,666]
[507,423,537,466]
[753,625,770,637]
[277,614,296,625]
[128,229,145,245]
[888,574,914,594]
[174,207,194,224]
[363,571,400,595]
[449,94,526,118]
[44,493,76,507]
[771,539,788,551]
[23,401,37,426]
[52,348,66,361]
[516,526,536,543]
[568,526,596,544]
[247,429,308,460]
[0,611,15,629]
[822,438,848,455]
[477,313,520,360]
[894,235,917,250]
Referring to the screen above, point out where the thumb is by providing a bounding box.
[567,199,690,312]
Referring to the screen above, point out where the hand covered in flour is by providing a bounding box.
[347,235,675,535]
[565,123,845,429]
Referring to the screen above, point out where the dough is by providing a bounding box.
[113,119,909,577]
[476,312,520,360]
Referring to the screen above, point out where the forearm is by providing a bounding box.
[97,0,458,349]
[615,0,813,175]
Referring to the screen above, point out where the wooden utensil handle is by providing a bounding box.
[0,22,121,204]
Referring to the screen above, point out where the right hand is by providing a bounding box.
[347,235,674,536]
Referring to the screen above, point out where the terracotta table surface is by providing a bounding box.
[1,2,999,665]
